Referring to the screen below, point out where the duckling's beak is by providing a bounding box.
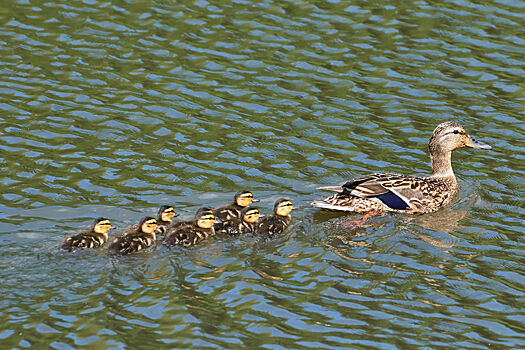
[109,226,116,230]
[173,213,180,217]
[214,218,222,224]
[252,199,259,203]
[466,136,491,150]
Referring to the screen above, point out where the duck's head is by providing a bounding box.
[194,207,216,229]
[158,205,178,223]
[235,190,258,207]
[429,121,491,154]
[273,198,295,216]
[92,217,115,237]
[241,207,260,223]
[139,216,158,235]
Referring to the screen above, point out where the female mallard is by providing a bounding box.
[155,205,179,235]
[255,198,295,237]
[215,207,261,235]
[163,208,216,247]
[61,217,115,251]
[213,191,258,222]
[311,121,491,214]
[107,217,157,255]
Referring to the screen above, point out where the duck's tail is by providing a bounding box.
[316,185,344,192]
[311,192,383,214]
[310,200,355,212]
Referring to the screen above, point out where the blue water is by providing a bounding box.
[0,0,524,349]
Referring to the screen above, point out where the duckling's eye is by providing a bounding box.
[453,130,459,134]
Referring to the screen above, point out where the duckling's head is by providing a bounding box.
[429,121,491,155]
[195,207,215,229]
[92,217,115,236]
[158,205,178,222]
[139,216,158,235]
[235,190,257,207]
[241,207,260,223]
[273,198,295,216]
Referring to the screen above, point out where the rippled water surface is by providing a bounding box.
[1,0,524,348]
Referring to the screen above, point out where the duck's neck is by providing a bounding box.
[429,149,456,182]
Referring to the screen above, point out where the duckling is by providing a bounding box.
[155,205,179,235]
[107,217,157,255]
[163,208,215,247]
[213,190,258,221]
[61,217,115,251]
[215,207,261,235]
[255,198,295,237]
[311,121,491,215]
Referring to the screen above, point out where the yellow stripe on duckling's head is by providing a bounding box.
[241,207,260,223]
[92,217,115,234]
[274,199,294,216]
[159,205,177,222]
[235,190,257,207]
[139,216,158,234]
[197,214,215,229]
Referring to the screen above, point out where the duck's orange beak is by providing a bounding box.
[466,136,491,150]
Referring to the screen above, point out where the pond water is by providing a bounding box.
[0,0,524,349]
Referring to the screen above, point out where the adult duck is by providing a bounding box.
[311,121,491,215]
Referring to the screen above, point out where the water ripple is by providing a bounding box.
[0,0,524,348]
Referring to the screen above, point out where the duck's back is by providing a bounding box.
[108,231,153,255]
[215,219,256,236]
[316,173,457,214]
[62,231,105,251]
[164,225,213,247]
[256,215,291,236]
[213,203,242,222]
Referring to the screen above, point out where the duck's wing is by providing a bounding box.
[213,204,241,221]
[343,173,444,212]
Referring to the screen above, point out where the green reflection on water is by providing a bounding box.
[0,0,524,348]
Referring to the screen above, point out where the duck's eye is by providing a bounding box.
[453,130,459,134]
